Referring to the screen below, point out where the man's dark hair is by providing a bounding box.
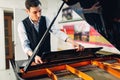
[25,0,41,9]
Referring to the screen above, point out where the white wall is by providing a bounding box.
[0,0,25,70]
[0,8,5,70]
[0,0,25,9]
[14,9,28,60]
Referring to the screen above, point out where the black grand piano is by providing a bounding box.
[11,0,120,80]
[11,47,120,80]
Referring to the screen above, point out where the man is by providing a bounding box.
[18,0,84,64]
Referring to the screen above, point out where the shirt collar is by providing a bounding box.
[29,16,40,25]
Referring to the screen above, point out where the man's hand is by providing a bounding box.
[34,55,43,64]
[27,50,43,64]
[66,37,84,51]
[73,42,84,51]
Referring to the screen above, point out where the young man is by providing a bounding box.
[18,0,84,64]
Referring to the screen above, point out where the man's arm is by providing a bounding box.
[45,17,84,51]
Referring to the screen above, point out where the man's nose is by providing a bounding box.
[37,12,40,17]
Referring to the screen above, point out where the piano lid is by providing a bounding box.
[41,47,103,61]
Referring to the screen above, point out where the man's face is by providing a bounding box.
[26,5,42,23]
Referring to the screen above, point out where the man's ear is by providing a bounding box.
[26,9,29,14]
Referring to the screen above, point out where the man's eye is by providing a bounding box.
[33,10,41,14]
[39,10,41,12]
[33,12,37,14]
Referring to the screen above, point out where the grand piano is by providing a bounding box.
[11,0,120,80]
[11,47,120,80]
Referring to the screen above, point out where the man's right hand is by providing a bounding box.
[27,50,43,64]
[35,55,43,64]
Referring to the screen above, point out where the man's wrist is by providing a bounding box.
[27,50,33,56]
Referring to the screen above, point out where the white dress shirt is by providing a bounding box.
[18,16,69,54]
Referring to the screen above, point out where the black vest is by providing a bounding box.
[22,16,51,57]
